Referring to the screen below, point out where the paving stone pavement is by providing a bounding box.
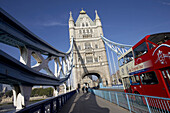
[59,92,129,113]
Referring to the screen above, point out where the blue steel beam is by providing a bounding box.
[0,8,74,110]
[0,8,74,85]
[0,49,72,85]
[0,8,70,57]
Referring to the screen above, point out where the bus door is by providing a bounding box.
[122,77,132,93]
[129,75,144,94]
[161,68,170,97]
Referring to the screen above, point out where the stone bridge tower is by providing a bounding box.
[69,9,111,88]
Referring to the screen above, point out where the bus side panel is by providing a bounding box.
[140,70,169,98]
[151,40,170,70]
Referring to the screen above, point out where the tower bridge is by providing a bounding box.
[0,8,169,113]
[69,9,111,88]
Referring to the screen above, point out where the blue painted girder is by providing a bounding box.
[0,50,68,86]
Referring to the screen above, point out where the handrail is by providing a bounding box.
[90,89,170,113]
[16,90,76,113]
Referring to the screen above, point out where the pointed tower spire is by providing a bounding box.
[68,11,75,40]
[95,10,100,20]
[69,11,74,21]
[95,10,102,27]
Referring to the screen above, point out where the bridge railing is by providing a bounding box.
[16,90,76,113]
[90,89,170,113]
[100,84,124,89]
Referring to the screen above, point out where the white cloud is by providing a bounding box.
[162,2,170,6]
[42,21,67,27]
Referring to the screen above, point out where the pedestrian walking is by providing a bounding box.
[82,86,84,93]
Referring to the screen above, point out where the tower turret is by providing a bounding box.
[95,10,103,36]
[69,11,74,28]
[69,11,75,40]
[95,10,102,27]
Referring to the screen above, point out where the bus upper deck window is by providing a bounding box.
[148,33,170,45]
[148,42,156,50]
[119,57,124,67]
[134,42,148,58]
[125,51,133,63]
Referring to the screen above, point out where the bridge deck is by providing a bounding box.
[59,92,129,113]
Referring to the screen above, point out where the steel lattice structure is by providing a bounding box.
[0,8,74,85]
[101,35,132,84]
[0,8,74,109]
[101,35,132,56]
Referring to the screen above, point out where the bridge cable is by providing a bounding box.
[101,35,132,56]
[101,35,132,84]
[111,50,119,84]
[106,45,113,75]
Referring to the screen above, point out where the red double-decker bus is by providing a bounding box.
[118,32,170,98]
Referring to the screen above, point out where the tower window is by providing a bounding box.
[99,56,102,61]
[94,57,98,62]
[95,44,98,48]
[86,23,88,26]
[83,29,85,33]
[85,43,91,49]
[86,56,93,63]
[82,23,85,27]
[87,29,89,33]
[79,30,82,34]
[78,57,81,62]
[83,34,92,38]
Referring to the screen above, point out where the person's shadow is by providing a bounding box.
[59,92,109,113]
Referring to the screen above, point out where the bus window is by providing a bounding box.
[161,69,170,91]
[133,42,148,58]
[148,33,170,45]
[148,42,156,50]
[129,75,140,85]
[118,57,124,67]
[140,71,158,85]
[124,51,133,63]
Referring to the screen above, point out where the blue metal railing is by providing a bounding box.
[99,83,124,89]
[90,89,170,113]
[16,90,76,113]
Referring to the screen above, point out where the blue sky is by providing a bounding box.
[1,0,170,53]
[0,0,170,76]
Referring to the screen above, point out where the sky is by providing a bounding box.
[1,0,170,52]
[0,0,170,79]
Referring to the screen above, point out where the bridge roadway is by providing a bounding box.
[59,92,129,113]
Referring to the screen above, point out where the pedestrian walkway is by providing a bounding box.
[59,92,129,113]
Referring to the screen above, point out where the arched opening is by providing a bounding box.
[81,73,102,89]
